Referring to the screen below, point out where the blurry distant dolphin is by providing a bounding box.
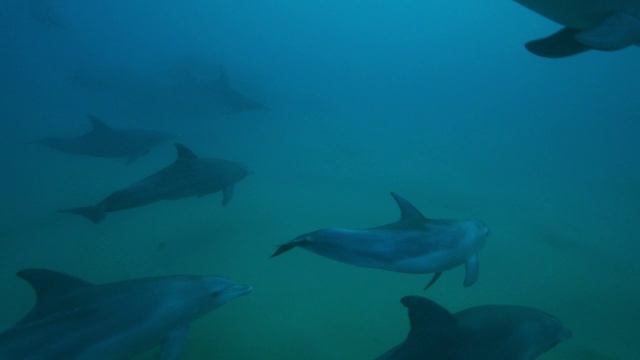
[212,69,269,114]
[59,143,249,223]
[0,268,251,359]
[34,115,175,164]
[376,296,572,360]
[271,193,489,289]
[515,0,640,57]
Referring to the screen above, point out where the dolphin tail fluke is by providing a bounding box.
[270,242,299,258]
[271,236,312,258]
[58,204,106,224]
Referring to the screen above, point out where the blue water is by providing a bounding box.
[1,0,639,359]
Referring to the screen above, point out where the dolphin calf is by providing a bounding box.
[0,268,251,360]
[515,0,640,57]
[59,143,249,223]
[377,296,572,360]
[34,115,175,164]
[271,192,489,289]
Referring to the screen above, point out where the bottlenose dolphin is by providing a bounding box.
[271,192,489,289]
[0,268,251,360]
[377,296,572,360]
[34,115,175,164]
[515,0,640,57]
[59,143,249,223]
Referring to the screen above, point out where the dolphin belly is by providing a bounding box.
[299,228,469,274]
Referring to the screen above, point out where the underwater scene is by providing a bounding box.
[0,0,639,359]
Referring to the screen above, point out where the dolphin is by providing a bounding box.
[515,0,640,57]
[34,115,175,164]
[59,143,249,223]
[271,192,489,289]
[0,268,251,360]
[211,69,269,114]
[376,296,572,360]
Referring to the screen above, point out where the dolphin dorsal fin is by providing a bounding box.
[18,269,93,302]
[390,192,426,220]
[87,115,112,132]
[401,296,457,338]
[174,143,198,160]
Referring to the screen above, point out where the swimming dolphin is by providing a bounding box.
[34,115,175,164]
[376,296,572,360]
[212,69,269,114]
[59,143,249,223]
[515,0,640,57]
[0,268,251,360]
[271,192,489,289]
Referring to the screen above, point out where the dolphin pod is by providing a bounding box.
[10,3,586,355]
[0,269,251,360]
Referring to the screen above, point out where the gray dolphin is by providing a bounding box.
[212,69,269,114]
[271,193,489,289]
[0,268,251,360]
[515,0,640,57]
[59,143,249,223]
[35,115,175,164]
[377,296,572,360]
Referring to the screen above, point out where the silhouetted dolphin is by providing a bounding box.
[377,296,572,360]
[35,115,175,164]
[515,0,640,57]
[212,69,269,114]
[271,193,489,289]
[59,143,249,223]
[0,268,251,360]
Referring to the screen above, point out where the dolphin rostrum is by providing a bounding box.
[271,192,489,289]
[515,0,640,57]
[34,115,175,164]
[0,268,251,360]
[59,143,249,223]
[377,296,572,360]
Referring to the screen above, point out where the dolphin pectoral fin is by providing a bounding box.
[423,272,442,290]
[222,185,234,206]
[58,204,106,224]
[160,326,190,360]
[463,255,479,287]
[525,27,591,58]
[575,12,640,51]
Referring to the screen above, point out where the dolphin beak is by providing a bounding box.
[226,284,252,298]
